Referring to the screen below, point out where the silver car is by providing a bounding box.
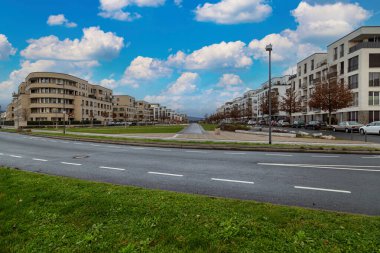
[359,121,380,135]
[332,121,363,133]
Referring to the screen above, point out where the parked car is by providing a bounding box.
[305,120,326,130]
[258,120,266,126]
[277,120,290,127]
[292,120,305,128]
[247,120,256,125]
[359,121,380,135]
[333,121,363,133]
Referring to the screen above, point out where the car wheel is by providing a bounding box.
[333,128,336,132]
[360,129,365,135]
[345,128,349,133]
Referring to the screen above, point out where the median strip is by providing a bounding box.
[294,186,351,194]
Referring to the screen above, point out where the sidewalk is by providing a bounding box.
[32,129,380,148]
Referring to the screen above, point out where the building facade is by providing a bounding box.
[6,72,187,126]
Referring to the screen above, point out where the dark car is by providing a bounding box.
[292,120,305,128]
[305,120,326,130]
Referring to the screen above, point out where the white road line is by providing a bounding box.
[294,186,351,194]
[154,148,172,152]
[258,163,380,172]
[224,152,247,155]
[32,158,48,162]
[62,141,70,144]
[131,147,146,150]
[91,144,101,147]
[100,166,125,171]
[49,140,58,143]
[9,155,22,158]
[185,150,208,154]
[73,143,83,145]
[148,172,183,177]
[211,178,254,184]
[265,154,293,157]
[61,162,82,166]
[361,156,380,159]
[312,156,340,158]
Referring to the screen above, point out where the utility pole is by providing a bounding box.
[63,81,66,134]
[266,44,273,145]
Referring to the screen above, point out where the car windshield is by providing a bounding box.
[347,121,359,125]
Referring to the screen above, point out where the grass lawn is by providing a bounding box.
[200,123,218,131]
[1,167,379,252]
[39,125,186,134]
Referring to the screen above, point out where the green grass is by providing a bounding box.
[39,125,186,134]
[200,123,218,131]
[1,167,379,252]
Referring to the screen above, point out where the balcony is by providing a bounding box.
[313,77,321,84]
[327,71,338,79]
[349,42,380,54]
[302,83,307,89]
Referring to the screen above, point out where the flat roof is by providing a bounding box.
[327,26,380,47]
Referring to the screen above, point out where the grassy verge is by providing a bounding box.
[20,131,380,153]
[1,167,379,252]
[36,125,186,134]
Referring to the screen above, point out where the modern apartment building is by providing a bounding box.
[215,26,380,124]
[6,72,187,127]
[8,72,113,127]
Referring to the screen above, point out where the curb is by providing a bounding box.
[21,132,380,155]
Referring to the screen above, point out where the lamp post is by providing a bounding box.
[266,44,273,145]
[63,82,66,134]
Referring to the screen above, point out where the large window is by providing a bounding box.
[340,44,344,58]
[369,73,380,87]
[352,92,359,107]
[369,111,380,122]
[348,74,358,89]
[369,91,380,106]
[348,56,359,72]
[347,111,358,122]
[369,54,380,68]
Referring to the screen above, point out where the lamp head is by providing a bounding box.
[265,44,273,52]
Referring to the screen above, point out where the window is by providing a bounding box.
[298,66,301,76]
[348,74,358,89]
[369,111,380,122]
[369,54,380,68]
[369,91,380,106]
[347,111,358,122]
[311,60,314,70]
[340,61,344,75]
[334,47,338,60]
[304,63,307,74]
[369,73,380,87]
[352,92,359,107]
[348,56,359,72]
[340,44,344,58]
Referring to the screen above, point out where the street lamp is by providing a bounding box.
[266,44,273,145]
[63,81,66,134]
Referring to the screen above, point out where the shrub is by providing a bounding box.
[219,124,250,132]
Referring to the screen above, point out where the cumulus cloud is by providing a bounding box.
[0,60,98,104]
[167,72,198,94]
[195,0,272,24]
[292,1,371,41]
[99,0,165,21]
[169,41,252,70]
[217,73,242,87]
[174,0,182,7]
[99,78,119,89]
[0,34,16,60]
[47,14,77,28]
[20,27,124,61]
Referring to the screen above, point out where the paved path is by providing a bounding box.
[1,132,380,215]
[178,123,206,134]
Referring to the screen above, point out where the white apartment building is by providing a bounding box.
[293,26,380,124]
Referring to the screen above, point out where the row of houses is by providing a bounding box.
[2,72,187,127]
[216,26,380,124]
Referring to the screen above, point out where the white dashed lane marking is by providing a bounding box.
[61,162,82,166]
[32,158,48,162]
[100,166,126,171]
[148,172,183,177]
[265,154,293,157]
[9,155,22,158]
[294,186,351,194]
[211,178,254,184]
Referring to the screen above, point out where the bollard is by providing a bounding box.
[365,131,367,142]
[351,128,353,140]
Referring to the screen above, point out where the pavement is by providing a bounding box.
[178,123,207,134]
[1,131,380,215]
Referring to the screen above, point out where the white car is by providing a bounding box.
[359,121,380,135]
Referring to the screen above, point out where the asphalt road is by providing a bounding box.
[1,132,380,215]
[178,123,206,134]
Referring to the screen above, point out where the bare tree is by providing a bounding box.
[280,88,302,124]
[260,92,279,116]
[309,78,353,126]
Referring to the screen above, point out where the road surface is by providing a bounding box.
[0,132,379,215]
[178,123,206,134]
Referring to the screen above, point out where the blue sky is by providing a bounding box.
[0,0,378,116]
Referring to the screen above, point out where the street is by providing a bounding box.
[1,132,380,215]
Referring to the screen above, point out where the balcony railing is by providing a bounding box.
[349,42,380,54]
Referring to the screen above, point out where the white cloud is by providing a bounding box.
[292,1,371,41]
[174,0,182,7]
[167,72,198,95]
[99,78,119,89]
[20,27,124,61]
[0,60,98,104]
[217,73,242,87]
[195,0,272,24]
[169,41,252,70]
[0,34,16,60]
[120,56,172,88]
[47,14,77,28]
[99,0,165,21]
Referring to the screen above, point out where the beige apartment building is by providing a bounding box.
[112,95,137,121]
[8,72,113,127]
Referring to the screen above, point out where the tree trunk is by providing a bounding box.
[328,111,332,127]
